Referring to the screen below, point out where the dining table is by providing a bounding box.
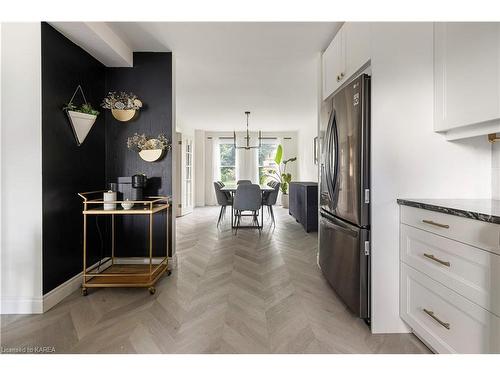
[220,184,275,229]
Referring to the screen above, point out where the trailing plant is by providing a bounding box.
[127,133,171,152]
[63,102,100,116]
[101,91,143,110]
[260,144,297,194]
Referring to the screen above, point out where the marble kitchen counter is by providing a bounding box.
[397,198,500,225]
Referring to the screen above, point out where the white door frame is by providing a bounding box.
[181,134,194,216]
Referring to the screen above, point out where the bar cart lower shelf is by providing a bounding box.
[81,261,171,295]
[79,191,171,295]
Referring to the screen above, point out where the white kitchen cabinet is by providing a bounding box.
[322,23,371,100]
[322,27,344,100]
[343,22,371,82]
[399,204,500,353]
[434,23,500,140]
[401,263,500,354]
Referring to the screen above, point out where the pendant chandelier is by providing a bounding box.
[234,111,262,150]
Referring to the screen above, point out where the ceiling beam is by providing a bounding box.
[49,22,133,67]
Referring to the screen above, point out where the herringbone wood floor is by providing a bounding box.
[0,206,430,354]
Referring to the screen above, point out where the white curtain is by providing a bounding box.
[204,137,220,206]
[212,137,221,182]
[235,131,259,184]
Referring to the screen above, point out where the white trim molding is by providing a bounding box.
[0,297,43,315]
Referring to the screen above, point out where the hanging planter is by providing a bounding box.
[111,108,136,122]
[139,149,165,162]
[63,85,100,146]
[102,91,142,122]
[127,133,171,162]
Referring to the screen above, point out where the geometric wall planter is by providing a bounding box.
[63,85,99,146]
[66,110,97,146]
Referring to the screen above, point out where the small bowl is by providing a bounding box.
[121,201,134,210]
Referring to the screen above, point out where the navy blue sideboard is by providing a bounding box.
[288,182,318,232]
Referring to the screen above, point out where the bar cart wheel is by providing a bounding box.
[81,287,88,296]
[148,287,156,295]
[167,270,172,276]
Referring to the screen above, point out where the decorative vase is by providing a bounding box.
[66,110,97,146]
[111,108,136,122]
[281,193,289,208]
[139,149,165,162]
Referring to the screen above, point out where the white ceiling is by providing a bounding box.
[107,22,341,132]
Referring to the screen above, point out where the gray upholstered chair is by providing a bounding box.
[214,181,232,227]
[233,184,262,234]
[237,180,252,185]
[262,182,280,226]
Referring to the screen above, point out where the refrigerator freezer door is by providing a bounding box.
[319,211,370,318]
[321,74,370,227]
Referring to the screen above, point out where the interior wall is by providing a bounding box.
[106,52,173,257]
[370,22,492,333]
[492,143,500,199]
[297,126,318,182]
[1,23,43,313]
[41,23,106,294]
[297,54,321,183]
[194,129,206,207]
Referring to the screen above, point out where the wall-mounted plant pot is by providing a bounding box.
[66,110,97,146]
[139,149,165,162]
[111,109,136,122]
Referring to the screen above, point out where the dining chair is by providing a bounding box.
[233,184,262,234]
[236,180,252,185]
[262,182,280,226]
[214,181,232,227]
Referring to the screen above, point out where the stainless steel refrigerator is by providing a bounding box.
[319,74,370,320]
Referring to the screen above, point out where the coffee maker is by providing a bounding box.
[112,174,147,201]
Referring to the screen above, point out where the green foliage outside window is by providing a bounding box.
[220,144,236,184]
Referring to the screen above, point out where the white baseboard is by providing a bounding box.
[2,256,177,315]
[43,258,111,313]
[169,254,178,269]
[0,297,43,314]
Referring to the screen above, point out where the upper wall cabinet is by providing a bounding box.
[322,23,371,100]
[322,27,344,100]
[434,23,500,140]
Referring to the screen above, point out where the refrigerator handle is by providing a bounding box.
[320,211,359,238]
[330,110,339,198]
[324,110,337,201]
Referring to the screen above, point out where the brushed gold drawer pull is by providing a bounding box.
[423,308,450,330]
[422,219,450,229]
[423,253,451,267]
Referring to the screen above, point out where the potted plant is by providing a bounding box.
[261,144,297,208]
[63,102,100,146]
[102,91,143,122]
[127,133,171,162]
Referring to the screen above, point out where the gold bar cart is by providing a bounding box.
[78,191,171,295]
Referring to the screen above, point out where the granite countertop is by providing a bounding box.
[397,198,500,225]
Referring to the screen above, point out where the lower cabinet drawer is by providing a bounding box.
[400,263,500,353]
[400,224,500,316]
[400,205,500,255]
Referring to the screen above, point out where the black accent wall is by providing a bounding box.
[42,23,106,294]
[106,53,173,258]
[41,25,173,294]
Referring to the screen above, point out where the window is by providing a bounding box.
[219,143,236,184]
[258,142,278,184]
